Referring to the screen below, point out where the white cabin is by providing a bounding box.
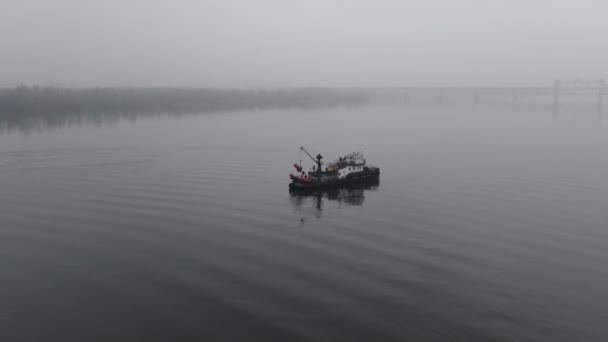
[338,164,364,179]
[344,152,365,165]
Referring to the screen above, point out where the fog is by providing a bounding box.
[3,2,608,341]
[2,0,607,88]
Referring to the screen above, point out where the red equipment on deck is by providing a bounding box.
[289,173,311,183]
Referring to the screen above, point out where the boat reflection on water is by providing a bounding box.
[289,180,379,226]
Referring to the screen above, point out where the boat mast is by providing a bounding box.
[300,146,322,179]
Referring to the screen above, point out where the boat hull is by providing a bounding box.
[289,167,380,191]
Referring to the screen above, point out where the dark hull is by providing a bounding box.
[289,181,379,207]
[289,167,380,191]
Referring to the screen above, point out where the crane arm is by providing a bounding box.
[300,146,318,164]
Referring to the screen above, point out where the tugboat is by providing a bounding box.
[289,146,380,191]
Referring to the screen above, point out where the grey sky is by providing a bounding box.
[1,0,607,87]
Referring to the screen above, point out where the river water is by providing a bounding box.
[1,105,607,341]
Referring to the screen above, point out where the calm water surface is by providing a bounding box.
[1,106,607,341]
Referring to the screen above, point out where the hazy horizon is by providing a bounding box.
[2,0,607,88]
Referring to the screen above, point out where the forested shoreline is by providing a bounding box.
[0,86,370,132]
[0,86,369,115]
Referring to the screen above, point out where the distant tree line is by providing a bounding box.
[0,86,369,115]
[0,86,369,133]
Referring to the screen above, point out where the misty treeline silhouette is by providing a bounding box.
[0,86,369,132]
[0,86,369,114]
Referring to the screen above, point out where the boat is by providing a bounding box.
[289,146,380,191]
